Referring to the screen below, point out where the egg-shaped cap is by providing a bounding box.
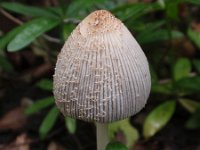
[53,10,151,123]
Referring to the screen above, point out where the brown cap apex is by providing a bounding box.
[79,10,122,37]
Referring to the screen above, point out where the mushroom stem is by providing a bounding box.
[96,123,109,150]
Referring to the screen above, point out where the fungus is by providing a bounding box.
[53,10,151,150]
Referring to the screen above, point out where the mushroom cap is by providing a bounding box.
[53,10,151,123]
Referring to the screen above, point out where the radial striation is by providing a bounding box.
[53,10,151,123]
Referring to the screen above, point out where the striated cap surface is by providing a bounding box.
[53,10,151,123]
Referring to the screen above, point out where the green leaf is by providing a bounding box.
[175,77,200,92]
[116,3,161,23]
[0,25,24,51]
[7,17,61,52]
[179,99,200,113]
[173,58,191,81]
[137,29,183,44]
[106,142,128,150]
[65,117,76,134]
[112,2,163,22]
[188,27,200,48]
[0,2,58,18]
[25,97,54,115]
[165,0,180,20]
[36,79,53,91]
[39,106,59,138]
[150,65,158,86]
[151,82,173,95]
[66,0,107,18]
[0,55,13,71]
[109,119,138,148]
[112,3,149,21]
[47,6,63,17]
[193,59,200,74]
[185,0,200,5]
[143,101,176,139]
[185,107,200,129]
[62,24,75,40]
[133,20,166,33]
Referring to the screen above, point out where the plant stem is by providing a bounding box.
[0,8,23,25]
[96,123,109,150]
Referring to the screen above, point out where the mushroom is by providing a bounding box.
[53,10,151,150]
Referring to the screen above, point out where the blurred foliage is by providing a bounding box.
[39,106,59,139]
[143,101,176,139]
[65,117,77,134]
[109,119,139,148]
[106,142,128,150]
[1,0,200,149]
[186,107,200,129]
